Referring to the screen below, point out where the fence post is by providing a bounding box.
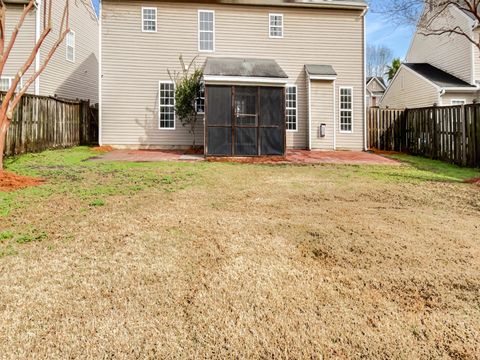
[460,105,467,167]
[432,106,438,159]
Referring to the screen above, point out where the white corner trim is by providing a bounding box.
[99,0,103,145]
[308,79,312,150]
[333,80,337,150]
[34,0,41,95]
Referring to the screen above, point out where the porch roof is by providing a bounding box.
[204,57,288,79]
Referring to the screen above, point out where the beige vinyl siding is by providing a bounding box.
[39,1,99,102]
[380,66,439,109]
[101,1,365,150]
[367,79,384,93]
[407,6,474,84]
[441,91,479,105]
[310,80,334,150]
[474,33,480,82]
[2,6,36,92]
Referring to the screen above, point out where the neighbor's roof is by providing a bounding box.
[305,64,337,76]
[366,76,386,88]
[105,0,367,10]
[404,63,477,89]
[204,57,288,78]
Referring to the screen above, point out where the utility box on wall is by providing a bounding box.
[319,124,327,138]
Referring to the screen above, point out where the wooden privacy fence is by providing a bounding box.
[368,105,480,168]
[1,92,98,156]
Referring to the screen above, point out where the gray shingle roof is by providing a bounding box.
[404,63,477,89]
[204,57,288,78]
[305,64,337,76]
[366,76,386,88]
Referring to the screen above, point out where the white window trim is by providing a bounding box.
[286,84,297,132]
[196,83,205,114]
[269,13,284,39]
[339,86,354,134]
[198,10,215,53]
[142,7,157,33]
[158,81,176,130]
[451,99,466,105]
[1,76,23,92]
[66,30,75,63]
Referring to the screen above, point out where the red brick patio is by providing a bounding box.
[93,149,399,165]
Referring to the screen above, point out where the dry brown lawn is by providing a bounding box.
[0,148,480,359]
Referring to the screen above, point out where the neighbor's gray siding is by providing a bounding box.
[101,1,365,150]
[380,66,440,109]
[39,0,99,102]
[3,6,36,91]
[407,6,474,85]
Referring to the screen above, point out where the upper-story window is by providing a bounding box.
[198,10,215,52]
[66,30,75,62]
[269,14,283,38]
[142,7,157,32]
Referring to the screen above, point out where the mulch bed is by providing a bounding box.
[207,156,288,164]
[465,177,480,185]
[92,146,115,153]
[0,172,45,192]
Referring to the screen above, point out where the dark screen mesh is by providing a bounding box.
[260,88,283,126]
[207,127,232,156]
[235,128,257,156]
[207,86,232,126]
[260,128,284,155]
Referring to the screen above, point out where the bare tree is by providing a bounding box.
[367,44,393,79]
[373,0,480,51]
[0,0,71,171]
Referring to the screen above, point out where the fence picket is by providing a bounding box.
[368,105,480,168]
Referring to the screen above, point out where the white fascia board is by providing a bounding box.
[307,74,337,81]
[203,75,288,85]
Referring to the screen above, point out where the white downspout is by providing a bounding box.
[99,0,103,145]
[308,78,312,150]
[362,9,367,151]
[34,0,41,95]
[333,79,336,150]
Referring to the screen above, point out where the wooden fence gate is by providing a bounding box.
[2,93,98,157]
[368,106,480,168]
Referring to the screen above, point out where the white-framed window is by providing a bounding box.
[451,99,466,105]
[198,10,215,52]
[269,13,283,38]
[195,82,205,114]
[0,77,22,92]
[66,30,75,62]
[159,81,175,129]
[339,87,353,133]
[142,7,157,32]
[286,85,297,131]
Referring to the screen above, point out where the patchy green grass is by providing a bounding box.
[386,154,480,182]
[1,147,203,217]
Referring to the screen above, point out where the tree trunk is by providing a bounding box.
[0,119,7,171]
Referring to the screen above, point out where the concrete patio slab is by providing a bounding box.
[92,149,399,166]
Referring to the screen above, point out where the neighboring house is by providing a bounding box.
[2,0,99,103]
[366,76,386,107]
[381,5,480,108]
[100,0,368,155]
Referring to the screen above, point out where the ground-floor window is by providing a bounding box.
[340,87,353,132]
[0,77,22,92]
[206,85,285,156]
[451,99,466,106]
[196,82,205,114]
[159,81,175,129]
[286,85,297,131]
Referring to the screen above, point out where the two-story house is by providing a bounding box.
[381,6,480,109]
[2,0,99,103]
[100,0,367,156]
[366,76,386,107]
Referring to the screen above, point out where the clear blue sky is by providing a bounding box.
[366,2,415,60]
[90,0,412,60]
